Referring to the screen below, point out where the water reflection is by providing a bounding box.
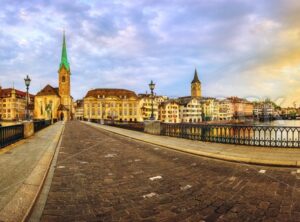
[253,120,300,127]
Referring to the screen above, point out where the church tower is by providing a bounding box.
[191,69,201,98]
[58,31,72,120]
[59,31,70,98]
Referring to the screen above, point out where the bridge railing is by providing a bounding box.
[0,124,24,148]
[103,120,144,132]
[33,120,51,132]
[161,123,300,148]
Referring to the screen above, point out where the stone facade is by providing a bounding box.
[23,121,34,138]
[219,99,234,120]
[178,97,202,123]
[253,100,280,119]
[74,100,84,120]
[138,94,168,121]
[84,89,142,122]
[144,120,162,135]
[200,98,220,121]
[227,97,254,119]
[34,85,61,121]
[158,100,180,123]
[0,87,34,121]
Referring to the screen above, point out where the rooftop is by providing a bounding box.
[85,88,138,99]
[0,88,34,99]
[36,85,60,97]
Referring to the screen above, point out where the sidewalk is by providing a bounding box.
[0,121,64,222]
[85,122,300,167]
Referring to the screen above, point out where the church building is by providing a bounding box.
[191,68,201,98]
[34,32,73,121]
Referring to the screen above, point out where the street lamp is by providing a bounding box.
[24,75,31,121]
[148,80,155,120]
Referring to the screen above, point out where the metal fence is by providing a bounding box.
[0,124,24,148]
[161,123,300,148]
[33,120,52,132]
[102,120,144,132]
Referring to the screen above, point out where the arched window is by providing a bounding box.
[62,76,66,82]
[40,102,43,115]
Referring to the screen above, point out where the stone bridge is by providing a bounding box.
[0,121,300,221]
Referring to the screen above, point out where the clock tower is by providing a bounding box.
[58,31,72,120]
[191,68,201,98]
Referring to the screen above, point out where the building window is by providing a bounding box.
[62,76,66,82]
[40,102,43,115]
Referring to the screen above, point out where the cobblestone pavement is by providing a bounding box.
[41,121,300,222]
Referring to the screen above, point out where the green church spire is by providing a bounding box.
[59,31,70,71]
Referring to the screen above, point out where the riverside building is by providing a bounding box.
[138,93,168,121]
[227,97,254,119]
[74,99,84,120]
[0,87,34,121]
[83,88,141,122]
[175,69,203,123]
[200,98,220,121]
[178,97,202,123]
[219,99,234,120]
[158,100,180,123]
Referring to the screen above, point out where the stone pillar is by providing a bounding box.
[23,121,34,138]
[144,120,161,135]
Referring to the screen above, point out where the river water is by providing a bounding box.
[253,120,300,127]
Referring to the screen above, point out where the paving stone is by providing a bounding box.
[266,207,280,217]
[258,201,270,210]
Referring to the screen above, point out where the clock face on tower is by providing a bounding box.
[192,84,199,90]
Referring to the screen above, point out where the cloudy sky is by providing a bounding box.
[0,0,300,107]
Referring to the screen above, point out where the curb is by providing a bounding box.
[0,123,65,222]
[84,122,299,168]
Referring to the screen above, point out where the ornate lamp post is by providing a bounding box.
[148,80,155,120]
[24,75,31,121]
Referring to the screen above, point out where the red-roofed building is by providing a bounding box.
[227,97,254,119]
[0,87,34,121]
